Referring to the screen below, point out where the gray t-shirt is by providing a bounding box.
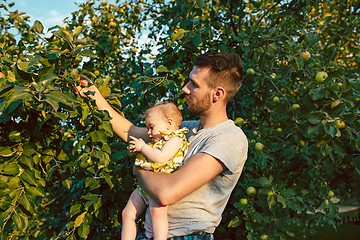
[144,119,248,237]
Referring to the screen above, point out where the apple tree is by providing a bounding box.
[1,0,359,239]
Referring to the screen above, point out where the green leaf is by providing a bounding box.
[5,86,32,109]
[19,155,34,169]
[74,211,87,228]
[324,124,337,137]
[277,195,288,208]
[18,193,32,212]
[0,146,15,157]
[195,0,206,9]
[171,29,187,41]
[90,130,107,144]
[228,216,241,228]
[267,195,276,209]
[21,170,37,186]
[73,26,83,36]
[80,49,98,58]
[156,65,169,73]
[62,179,72,190]
[33,20,44,34]
[78,222,90,239]
[70,204,82,215]
[0,163,20,176]
[308,111,325,124]
[257,176,273,187]
[53,30,74,50]
[355,137,360,152]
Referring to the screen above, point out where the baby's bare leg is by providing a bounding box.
[149,197,168,240]
[122,188,146,240]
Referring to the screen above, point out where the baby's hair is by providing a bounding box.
[145,102,183,129]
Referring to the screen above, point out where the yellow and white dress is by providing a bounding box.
[135,127,190,203]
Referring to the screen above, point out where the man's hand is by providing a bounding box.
[128,136,146,153]
[74,75,97,99]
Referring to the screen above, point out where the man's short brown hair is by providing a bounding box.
[194,52,244,102]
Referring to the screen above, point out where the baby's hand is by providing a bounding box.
[128,136,146,153]
[74,75,97,99]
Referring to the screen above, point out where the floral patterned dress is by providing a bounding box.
[135,127,190,203]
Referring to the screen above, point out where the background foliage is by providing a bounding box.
[0,0,359,239]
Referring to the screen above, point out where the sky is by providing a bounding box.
[12,0,86,31]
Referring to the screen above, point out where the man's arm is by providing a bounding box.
[134,152,225,206]
[76,76,149,142]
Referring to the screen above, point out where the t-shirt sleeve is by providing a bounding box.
[200,128,248,174]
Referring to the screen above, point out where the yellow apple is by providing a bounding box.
[315,71,328,83]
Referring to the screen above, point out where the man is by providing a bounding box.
[77,52,248,239]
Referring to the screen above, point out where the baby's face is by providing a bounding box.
[145,111,169,142]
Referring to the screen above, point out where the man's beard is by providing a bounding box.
[186,92,212,115]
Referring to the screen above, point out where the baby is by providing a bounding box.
[121,102,189,240]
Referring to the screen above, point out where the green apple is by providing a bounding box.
[324,199,329,206]
[9,131,21,142]
[246,68,255,76]
[240,198,248,205]
[255,142,264,151]
[234,117,245,126]
[292,104,300,110]
[328,190,334,198]
[300,51,311,60]
[276,128,282,132]
[246,186,257,196]
[273,96,279,102]
[334,119,345,128]
[260,234,269,240]
[315,71,328,83]
[270,73,276,79]
[266,190,274,196]
[299,140,306,146]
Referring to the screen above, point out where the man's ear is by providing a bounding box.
[213,87,226,103]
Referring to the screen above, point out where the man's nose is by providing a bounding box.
[182,82,190,94]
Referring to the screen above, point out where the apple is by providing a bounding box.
[300,51,311,60]
[246,186,257,196]
[334,119,345,128]
[260,234,269,240]
[324,199,329,206]
[255,142,264,151]
[246,68,255,76]
[273,96,279,102]
[292,104,300,110]
[270,73,276,79]
[234,117,245,126]
[253,130,258,136]
[240,198,248,205]
[109,21,116,27]
[315,71,328,83]
[266,190,274,196]
[328,190,334,198]
[9,131,21,142]
[131,47,137,53]
[276,128,282,132]
[299,140,306,146]
[0,72,5,78]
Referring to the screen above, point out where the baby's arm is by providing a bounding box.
[128,136,183,163]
